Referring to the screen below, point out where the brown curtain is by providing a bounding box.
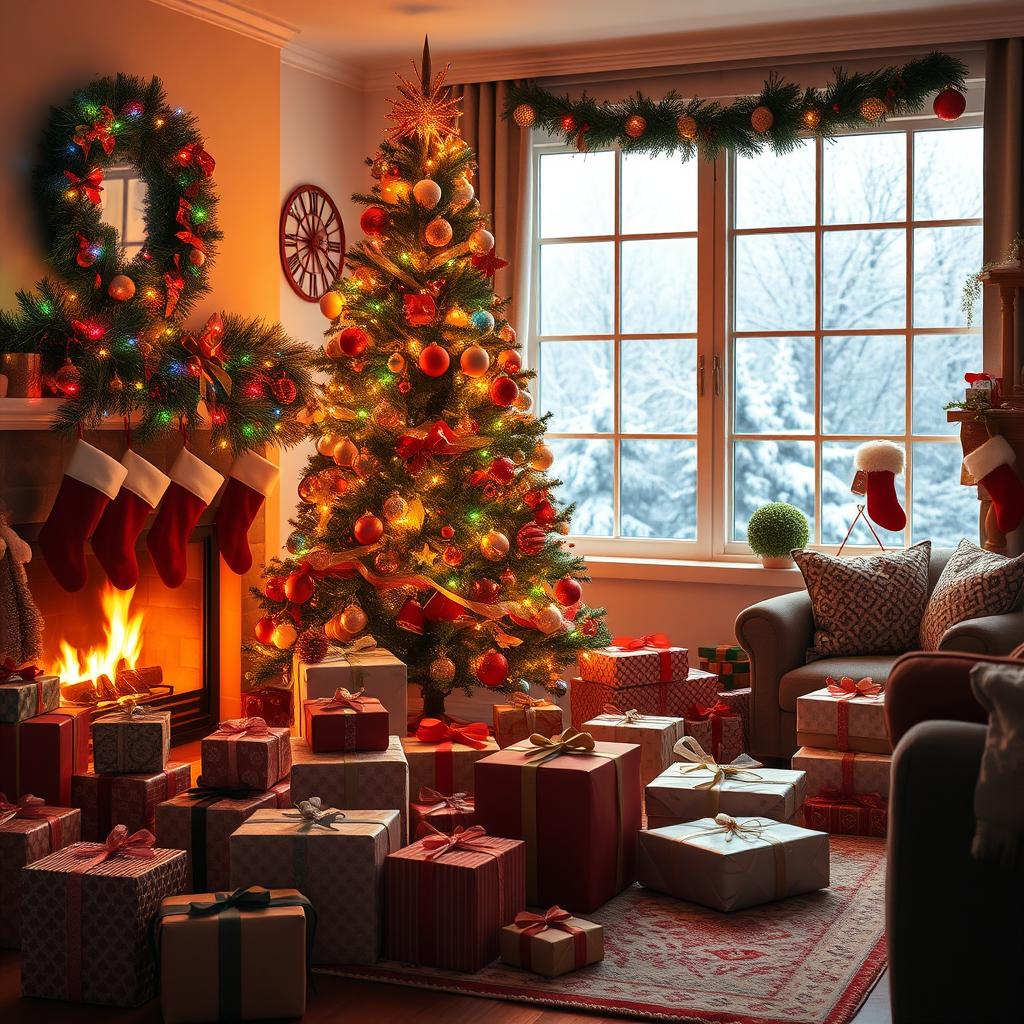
[455,82,532,339]
[983,39,1024,385]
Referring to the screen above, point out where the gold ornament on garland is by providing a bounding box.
[107,274,136,302]
[859,97,888,122]
[676,114,698,141]
[512,103,536,128]
[624,114,646,139]
[801,106,822,129]
[751,105,774,133]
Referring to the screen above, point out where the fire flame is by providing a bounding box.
[51,584,145,684]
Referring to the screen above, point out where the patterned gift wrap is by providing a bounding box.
[699,661,750,689]
[0,674,60,724]
[20,832,187,1007]
[578,638,689,688]
[155,781,289,893]
[570,668,719,729]
[199,718,291,791]
[717,687,751,740]
[791,746,892,800]
[410,788,477,837]
[804,793,888,837]
[303,692,389,753]
[410,684,571,736]
[0,799,80,948]
[241,685,293,728]
[384,826,526,972]
[230,807,401,965]
[290,736,410,843]
[681,698,746,764]
[796,686,891,754]
[697,645,748,662]
[72,762,191,842]
[92,709,171,774]
[156,887,312,1024]
[402,720,498,796]
[582,712,685,785]
[500,908,603,978]
[492,697,564,749]
[0,706,92,805]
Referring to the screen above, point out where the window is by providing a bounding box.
[97,166,148,259]
[531,112,983,559]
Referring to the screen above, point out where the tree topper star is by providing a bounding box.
[386,38,463,143]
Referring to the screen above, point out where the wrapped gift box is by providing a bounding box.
[410,683,570,736]
[680,703,745,765]
[410,788,477,836]
[20,830,187,1006]
[804,793,888,837]
[155,781,289,893]
[295,647,407,738]
[73,762,191,842]
[493,697,564,749]
[796,686,891,754]
[92,708,171,774]
[0,798,80,948]
[637,815,830,912]
[402,720,498,796]
[200,718,291,791]
[570,668,719,728]
[475,732,642,912]
[156,887,312,1023]
[699,661,749,689]
[290,736,410,843]
[304,691,389,753]
[384,825,526,972]
[0,706,92,805]
[578,640,689,688]
[0,673,60,724]
[791,746,891,800]
[582,711,684,785]
[241,685,293,728]
[697,645,747,663]
[231,806,401,965]
[717,687,750,741]
[500,908,603,978]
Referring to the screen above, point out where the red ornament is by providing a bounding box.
[254,616,276,644]
[489,376,519,407]
[933,87,966,121]
[581,617,599,637]
[489,456,516,484]
[560,114,577,133]
[500,568,516,587]
[53,360,82,397]
[523,488,547,510]
[517,522,547,555]
[496,349,521,373]
[470,578,501,604]
[534,500,557,526]
[476,650,509,687]
[440,525,455,540]
[270,375,298,404]
[398,380,412,394]
[353,512,384,545]
[264,576,287,602]
[396,597,426,635]
[340,326,370,357]
[442,545,464,567]
[284,569,314,604]
[404,292,437,326]
[422,591,465,622]
[419,343,450,377]
[360,206,388,235]
[554,577,583,606]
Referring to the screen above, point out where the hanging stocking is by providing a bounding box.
[91,450,171,590]
[146,448,223,588]
[854,440,906,532]
[215,450,280,575]
[963,434,1024,534]
[39,440,127,591]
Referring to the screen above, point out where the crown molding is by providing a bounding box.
[146,0,298,49]
[281,42,364,91]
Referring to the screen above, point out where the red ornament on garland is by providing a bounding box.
[554,577,583,606]
[254,616,276,645]
[404,292,437,326]
[489,376,519,407]
[476,650,509,687]
[560,114,577,133]
[470,578,501,604]
[284,569,314,604]
[353,512,384,545]
[360,206,388,235]
[517,522,547,555]
[340,326,370,357]
[489,456,516,484]
[933,87,966,121]
[264,576,287,602]
[419,343,450,377]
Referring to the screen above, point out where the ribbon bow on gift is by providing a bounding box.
[611,632,671,651]
[96,698,156,719]
[514,905,578,937]
[698,812,777,842]
[183,312,232,403]
[283,797,346,830]
[187,886,273,916]
[674,736,763,789]
[511,693,555,711]
[0,660,40,682]
[826,676,883,700]
[64,167,104,205]
[417,787,473,813]
[602,704,643,723]
[520,728,597,765]
[73,825,156,865]
[72,106,115,157]
[319,688,373,713]
[416,718,490,750]
[687,699,737,722]
[0,793,46,827]
[421,823,496,860]
[216,716,270,737]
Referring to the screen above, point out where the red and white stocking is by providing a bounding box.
[39,440,127,592]
[146,448,224,588]
[854,441,906,532]
[216,451,280,575]
[91,450,170,591]
[963,434,1024,534]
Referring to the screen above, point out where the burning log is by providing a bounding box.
[115,661,164,696]
[59,664,171,705]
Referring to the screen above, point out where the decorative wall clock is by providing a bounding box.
[279,184,344,301]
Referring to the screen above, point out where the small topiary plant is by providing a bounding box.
[746,503,809,566]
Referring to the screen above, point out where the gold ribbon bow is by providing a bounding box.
[673,735,763,790]
[518,727,597,765]
[96,697,156,720]
[417,787,473,813]
[183,311,232,403]
[602,704,643,723]
[510,693,555,711]
[689,813,789,900]
[282,797,346,830]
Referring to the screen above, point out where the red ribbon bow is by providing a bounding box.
[320,688,373,713]
[216,716,270,736]
[416,718,490,749]
[176,142,216,177]
[965,372,1002,404]
[175,198,207,252]
[689,699,736,721]
[164,253,185,317]
[64,167,104,204]
[183,312,231,402]
[72,106,115,157]
[72,825,156,865]
[825,676,883,699]
[396,420,460,474]
[0,660,40,682]
[611,633,671,651]
[0,793,46,826]
[417,787,473,812]
[471,250,509,279]
[420,823,494,859]
[514,905,577,938]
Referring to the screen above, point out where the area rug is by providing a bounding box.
[320,836,886,1024]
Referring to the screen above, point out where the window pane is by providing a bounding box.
[914,127,983,221]
[98,177,124,233]
[822,335,905,435]
[732,440,815,542]
[824,132,906,224]
[822,441,905,546]
[912,442,978,546]
[621,238,697,333]
[735,142,815,228]
[126,177,148,243]
[621,339,696,433]
[622,153,697,234]
[735,233,815,331]
[539,151,614,238]
[547,439,614,537]
[913,334,983,435]
[621,440,697,539]
[913,225,983,328]
[539,242,613,335]
[734,337,814,434]
[822,229,905,329]
[539,341,612,432]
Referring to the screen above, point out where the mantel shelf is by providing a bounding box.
[0,398,129,431]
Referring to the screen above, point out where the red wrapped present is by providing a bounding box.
[474,728,642,912]
[91,705,171,774]
[717,687,750,739]
[155,781,290,893]
[384,823,526,972]
[0,670,60,723]
[804,791,888,837]
[200,717,291,791]
[0,794,81,948]
[796,679,890,754]
[500,906,604,977]
[0,706,92,806]
[303,688,389,753]
[682,699,746,764]
[410,787,477,836]
[242,685,294,729]
[570,668,719,729]
[20,826,188,1006]
[578,634,688,687]
[493,694,564,749]
[72,762,191,841]
[402,718,498,796]
[791,746,891,800]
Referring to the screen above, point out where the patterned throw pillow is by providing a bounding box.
[794,542,931,659]
[920,539,1024,649]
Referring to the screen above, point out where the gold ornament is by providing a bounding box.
[387,352,406,373]
[324,611,350,643]
[535,603,566,635]
[189,249,206,267]
[429,654,457,685]
[340,603,368,634]
[316,432,344,457]
[676,114,698,141]
[801,106,822,129]
[415,543,439,567]
[107,274,136,302]
[624,114,646,139]
[108,374,125,393]
[413,178,442,209]
[468,228,494,254]
[859,97,888,122]
[480,529,510,561]
[450,177,474,212]
[319,291,344,319]
[513,389,533,413]
[424,217,453,248]
[334,438,359,468]
[751,105,774,133]
[380,177,412,204]
[498,324,516,344]
[353,449,381,479]
[512,103,536,128]
[271,622,297,650]
[445,306,470,327]
[351,266,377,291]
[530,443,554,471]
[459,344,490,378]
[383,491,409,521]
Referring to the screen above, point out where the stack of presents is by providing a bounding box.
[0,635,863,1019]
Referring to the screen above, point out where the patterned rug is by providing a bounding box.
[320,836,886,1024]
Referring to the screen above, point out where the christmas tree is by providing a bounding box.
[248,46,609,715]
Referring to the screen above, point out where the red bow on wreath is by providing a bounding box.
[64,168,103,205]
[175,198,206,253]
[72,105,115,157]
[183,312,232,401]
[175,142,216,178]
[396,420,460,474]
[164,254,185,317]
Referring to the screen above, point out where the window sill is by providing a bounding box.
[584,555,803,587]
